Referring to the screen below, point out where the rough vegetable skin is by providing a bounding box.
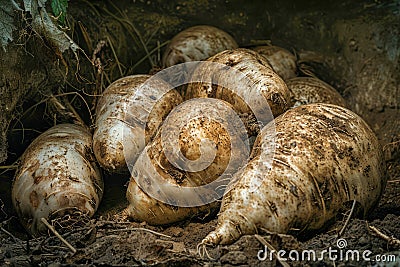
[12,124,103,236]
[185,48,291,125]
[162,25,238,67]
[201,103,387,246]
[252,45,297,81]
[93,74,182,173]
[126,99,249,225]
[286,77,347,108]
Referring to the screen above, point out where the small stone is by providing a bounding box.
[358,236,369,245]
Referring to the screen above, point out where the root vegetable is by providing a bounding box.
[286,77,347,108]
[200,103,387,246]
[93,75,182,173]
[162,25,238,67]
[185,48,291,127]
[12,124,103,236]
[125,98,250,225]
[252,45,297,81]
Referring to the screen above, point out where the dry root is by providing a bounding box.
[197,242,215,260]
[369,225,400,248]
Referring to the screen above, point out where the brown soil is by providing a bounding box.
[0,154,399,266]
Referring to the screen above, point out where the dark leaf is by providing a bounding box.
[23,0,80,53]
[0,0,21,50]
[51,0,68,25]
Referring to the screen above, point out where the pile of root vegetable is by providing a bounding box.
[1,25,399,267]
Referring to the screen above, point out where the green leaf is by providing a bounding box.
[24,0,80,54]
[51,0,68,25]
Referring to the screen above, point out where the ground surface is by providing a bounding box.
[0,109,399,267]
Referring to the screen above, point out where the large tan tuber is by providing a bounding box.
[125,98,250,225]
[200,103,387,246]
[286,77,347,108]
[162,25,238,67]
[252,45,297,81]
[185,48,291,127]
[12,124,103,236]
[93,75,182,173]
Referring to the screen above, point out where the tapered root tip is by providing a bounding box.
[198,219,240,251]
[197,238,216,260]
[197,229,223,259]
[197,223,236,259]
[200,230,222,247]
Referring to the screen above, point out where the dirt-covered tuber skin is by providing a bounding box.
[93,75,182,173]
[286,77,347,108]
[12,124,104,236]
[162,25,238,67]
[252,45,297,81]
[185,48,291,127]
[126,98,249,225]
[201,103,387,246]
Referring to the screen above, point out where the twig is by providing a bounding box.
[383,140,400,161]
[338,200,357,237]
[298,63,319,78]
[52,92,81,126]
[61,94,87,128]
[8,92,90,133]
[1,227,28,252]
[388,179,400,183]
[41,218,77,253]
[368,225,400,248]
[0,164,18,170]
[254,234,290,267]
[107,1,155,67]
[106,36,124,77]
[77,21,93,55]
[384,140,400,148]
[97,220,131,225]
[91,40,106,119]
[130,41,169,71]
[108,227,171,239]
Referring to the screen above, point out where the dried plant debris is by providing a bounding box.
[0,0,79,54]
[24,0,80,53]
[0,0,20,50]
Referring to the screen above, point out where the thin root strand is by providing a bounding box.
[369,225,400,248]
[197,242,215,260]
